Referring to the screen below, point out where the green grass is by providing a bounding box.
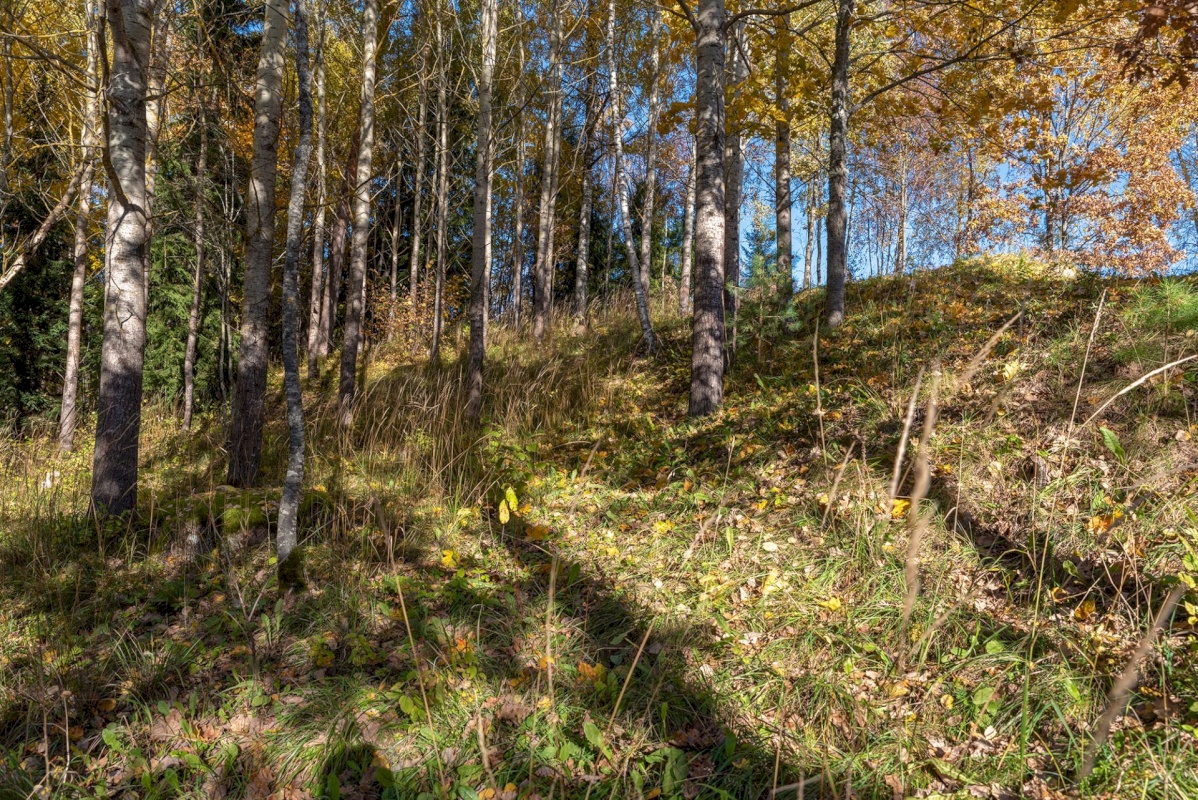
[1,257,1196,799]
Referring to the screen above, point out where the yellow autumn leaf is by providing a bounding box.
[526,523,550,541]
[441,549,459,568]
[498,499,510,524]
[891,499,910,519]
[818,597,842,612]
[1074,599,1096,622]
[97,698,117,712]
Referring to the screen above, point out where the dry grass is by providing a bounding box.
[0,258,1196,799]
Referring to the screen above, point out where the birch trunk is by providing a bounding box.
[531,5,563,341]
[409,44,429,306]
[465,0,497,422]
[803,178,814,288]
[429,5,449,362]
[679,145,695,313]
[774,19,792,300]
[227,0,288,486]
[608,0,655,350]
[91,0,152,515]
[338,0,379,427]
[59,0,100,452]
[723,20,745,337]
[306,16,326,376]
[573,71,596,321]
[388,160,402,335]
[142,11,170,298]
[278,0,314,586]
[687,0,726,417]
[511,105,525,325]
[825,0,854,327]
[637,7,662,302]
[182,89,208,432]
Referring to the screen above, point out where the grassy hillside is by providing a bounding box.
[2,256,1197,799]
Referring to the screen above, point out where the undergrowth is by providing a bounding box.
[1,257,1196,799]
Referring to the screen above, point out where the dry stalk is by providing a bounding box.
[897,369,941,663]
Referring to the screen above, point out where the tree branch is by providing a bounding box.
[725,0,825,30]
[675,0,699,33]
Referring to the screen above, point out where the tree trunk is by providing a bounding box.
[387,160,402,335]
[337,0,379,427]
[182,88,208,432]
[532,5,563,342]
[687,0,726,417]
[573,67,596,321]
[429,5,449,363]
[409,44,429,307]
[91,0,152,515]
[774,19,792,301]
[609,0,656,350]
[723,20,745,348]
[637,6,662,302]
[278,0,314,587]
[59,0,100,453]
[511,105,525,325]
[321,199,348,357]
[679,144,695,313]
[227,0,288,487]
[306,15,326,377]
[894,169,907,274]
[824,0,854,328]
[142,10,170,299]
[465,0,497,422]
[803,178,814,289]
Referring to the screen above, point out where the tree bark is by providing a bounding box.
[573,65,597,321]
[387,159,402,335]
[59,0,101,452]
[429,4,449,363]
[679,144,695,313]
[511,104,526,325]
[227,0,288,487]
[465,0,497,422]
[774,18,792,301]
[687,0,726,417]
[824,0,854,328]
[142,9,170,299]
[532,4,564,342]
[637,6,662,302]
[609,0,656,351]
[306,14,326,377]
[278,0,314,587]
[723,20,745,344]
[894,169,907,274]
[409,43,429,307]
[91,0,152,515]
[803,178,814,289]
[338,0,379,428]
[182,87,208,432]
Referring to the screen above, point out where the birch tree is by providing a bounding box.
[338,0,380,427]
[91,0,154,514]
[466,0,498,422]
[227,0,288,486]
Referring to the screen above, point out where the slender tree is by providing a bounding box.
[637,5,662,302]
[306,14,327,376]
[409,41,429,306]
[182,87,208,432]
[92,0,153,514]
[609,0,655,350]
[679,144,695,313]
[681,0,726,416]
[825,0,854,327]
[466,0,498,422]
[59,0,101,452]
[278,0,314,586]
[227,0,288,486]
[338,0,380,427]
[429,3,450,361]
[774,17,792,300]
[532,2,564,341]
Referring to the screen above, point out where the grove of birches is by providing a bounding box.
[2,0,1198,796]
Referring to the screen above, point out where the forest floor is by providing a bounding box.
[2,255,1197,800]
